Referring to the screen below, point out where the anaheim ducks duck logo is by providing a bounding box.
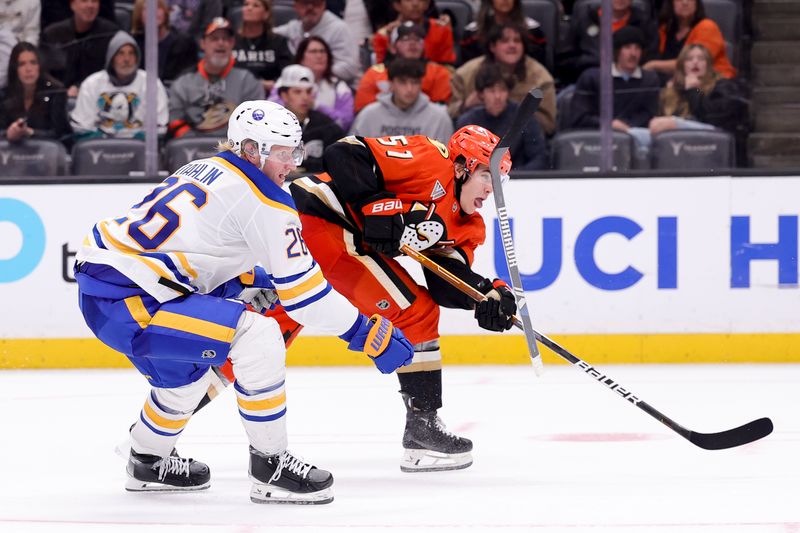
[399,202,455,251]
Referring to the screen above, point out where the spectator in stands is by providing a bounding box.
[0,0,41,45]
[461,0,547,67]
[649,43,747,161]
[70,31,168,140]
[168,17,264,138]
[643,0,735,81]
[41,0,119,97]
[131,0,198,85]
[293,36,353,130]
[350,57,453,142]
[274,64,344,173]
[560,0,657,84]
[450,22,556,135]
[41,0,117,32]
[274,0,361,84]
[455,62,547,170]
[0,42,71,142]
[167,0,223,40]
[372,0,456,65]
[355,21,450,113]
[568,26,660,156]
[0,29,15,90]
[233,0,292,94]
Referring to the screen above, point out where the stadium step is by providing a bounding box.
[753,18,800,41]
[751,155,800,169]
[752,105,800,133]
[748,133,800,157]
[751,65,800,86]
[751,41,800,64]
[752,0,800,17]
[752,87,799,107]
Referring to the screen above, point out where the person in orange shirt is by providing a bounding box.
[355,21,451,113]
[643,0,735,81]
[372,0,457,65]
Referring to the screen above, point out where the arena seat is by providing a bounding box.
[551,130,634,171]
[651,129,735,170]
[164,137,222,172]
[520,0,559,71]
[0,139,68,176]
[71,139,146,175]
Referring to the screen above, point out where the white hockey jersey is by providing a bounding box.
[76,149,359,336]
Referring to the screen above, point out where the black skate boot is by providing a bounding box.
[249,446,334,504]
[125,450,210,492]
[400,392,473,472]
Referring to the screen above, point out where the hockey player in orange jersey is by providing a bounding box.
[283,125,518,472]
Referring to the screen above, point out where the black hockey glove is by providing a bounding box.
[474,278,516,332]
[361,193,405,257]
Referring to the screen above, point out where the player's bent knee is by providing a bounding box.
[228,311,286,389]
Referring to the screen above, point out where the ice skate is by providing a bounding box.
[400,392,473,472]
[249,446,334,504]
[125,450,210,491]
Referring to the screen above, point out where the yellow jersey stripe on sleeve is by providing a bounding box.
[211,156,298,216]
[275,270,326,301]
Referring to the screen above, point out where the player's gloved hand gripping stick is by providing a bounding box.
[401,243,774,451]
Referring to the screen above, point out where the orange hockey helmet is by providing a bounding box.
[448,125,512,178]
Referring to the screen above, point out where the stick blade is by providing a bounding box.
[689,417,774,450]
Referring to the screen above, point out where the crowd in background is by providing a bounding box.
[0,0,750,173]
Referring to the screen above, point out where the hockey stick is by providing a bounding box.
[489,87,545,376]
[400,244,774,451]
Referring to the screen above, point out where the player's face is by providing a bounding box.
[459,164,493,215]
[612,0,632,12]
[16,51,40,88]
[113,44,139,79]
[263,144,301,186]
[70,0,100,24]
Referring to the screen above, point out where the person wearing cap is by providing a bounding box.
[568,25,660,138]
[354,21,451,114]
[274,0,360,84]
[372,0,456,65]
[350,57,453,143]
[168,17,264,138]
[274,64,344,173]
[560,0,657,85]
[70,30,169,140]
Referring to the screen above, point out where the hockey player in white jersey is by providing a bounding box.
[74,100,414,504]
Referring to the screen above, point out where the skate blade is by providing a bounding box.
[400,449,473,473]
[125,478,210,492]
[249,481,333,505]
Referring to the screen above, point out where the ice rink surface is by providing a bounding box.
[1,363,798,533]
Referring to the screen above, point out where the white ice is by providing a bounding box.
[1,363,798,533]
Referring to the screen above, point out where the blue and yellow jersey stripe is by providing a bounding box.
[270,263,332,312]
[210,151,297,215]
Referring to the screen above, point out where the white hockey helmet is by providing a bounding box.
[227,100,305,165]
